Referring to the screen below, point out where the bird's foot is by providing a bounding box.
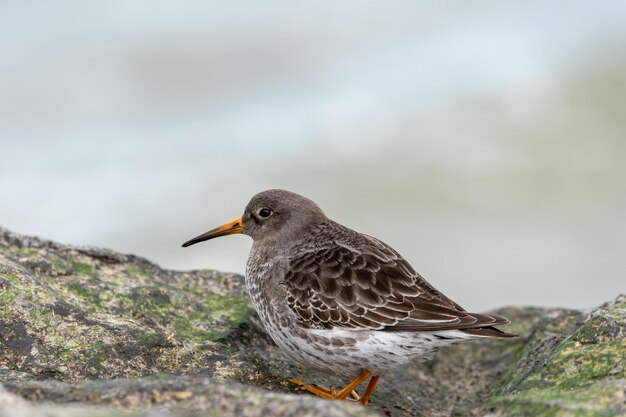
[288,369,379,406]
[288,378,335,399]
[287,380,360,401]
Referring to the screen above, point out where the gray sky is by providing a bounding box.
[1,1,625,311]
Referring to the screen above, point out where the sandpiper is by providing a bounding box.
[183,189,515,406]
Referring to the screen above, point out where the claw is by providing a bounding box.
[287,370,380,406]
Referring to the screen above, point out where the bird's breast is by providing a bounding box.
[244,248,287,319]
[245,248,272,289]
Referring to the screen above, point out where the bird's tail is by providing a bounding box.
[461,326,518,338]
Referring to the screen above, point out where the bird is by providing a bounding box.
[182,189,515,406]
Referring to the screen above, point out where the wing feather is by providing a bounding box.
[284,231,514,336]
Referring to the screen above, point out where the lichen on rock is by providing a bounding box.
[0,226,624,417]
[0,226,255,383]
[483,296,626,417]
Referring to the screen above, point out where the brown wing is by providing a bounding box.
[284,235,512,334]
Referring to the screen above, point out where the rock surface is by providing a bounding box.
[0,226,624,417]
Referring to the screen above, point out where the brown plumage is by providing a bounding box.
[183,189,516,406]
[284,228,511,335]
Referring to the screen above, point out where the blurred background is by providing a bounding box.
[1,1,625,311]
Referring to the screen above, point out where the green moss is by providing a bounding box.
[43,324,112,378]
[169,295,249,343]
[89,341,107,372]
[188,286,205,296]
[1,273,20,286]
[519,310,626,392]
[0,286,18,318]
[66,282,104,308]
[31,307,54,327]
[0,274,22,318]
[523,339,626,390]
[495,342,528,388]
[123,287,179,322]
[135,330,164,347]
[485,299,626,417]
[174,319,216,342]
[487,381,626,417]
[17,247,37,258]
[573,313,623,344]
[120,287,249,343]
[204,294,249,327]
[71,260,96,278]
[50,256,69,271]
[128,265,150,278]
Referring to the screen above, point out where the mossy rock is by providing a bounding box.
[483,296,625,417]
[0,227,624,416]
[0,227,252,382]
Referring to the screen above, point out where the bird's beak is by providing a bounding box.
[182,217,244,247]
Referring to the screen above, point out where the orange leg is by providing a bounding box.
[304,384,359,401]
[288,369,372,402]
[335,369,372,399]
[287,379,335,399]
[359,375,380,406]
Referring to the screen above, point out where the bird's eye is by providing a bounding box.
[258,208,272,218]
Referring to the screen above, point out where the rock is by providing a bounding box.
[0,226,624,416]
[0,376,376,417]
[482,297,626,417]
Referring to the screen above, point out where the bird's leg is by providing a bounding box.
[323,386,359,400]
[335,369,372,399]
[292,382,336,396]
[359,375,381,406]
[313,385,336,396]
[288,378,335,399]
[288,369,372,402]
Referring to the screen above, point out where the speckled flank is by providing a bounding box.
[247,241,482,380]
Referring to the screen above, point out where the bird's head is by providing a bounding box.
[182,189,325,248]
